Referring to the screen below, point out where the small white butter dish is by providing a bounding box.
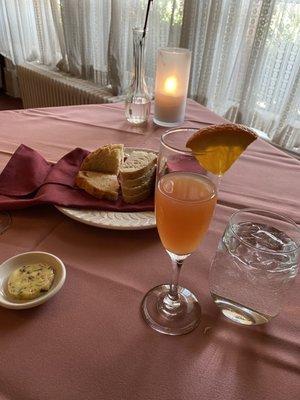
[0,251,66,309]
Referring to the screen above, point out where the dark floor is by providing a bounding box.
[0,93,23,110]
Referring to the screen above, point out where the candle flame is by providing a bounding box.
[164,76,178,94]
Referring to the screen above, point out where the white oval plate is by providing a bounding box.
[0,252,66,309]
[56,147,156,230]
[56,207,156,230]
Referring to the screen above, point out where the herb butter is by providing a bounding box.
[8,263,55,300]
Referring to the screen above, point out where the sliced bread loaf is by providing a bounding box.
[121,174,155,197]
[119,151,157,180]
[120,165,156,188]
[120,151,156,203]
[122,187,153,204]
[75,171,119,201]
[80,144,124,174]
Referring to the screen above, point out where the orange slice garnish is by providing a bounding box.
[186,124,257,175]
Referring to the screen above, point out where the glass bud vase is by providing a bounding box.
[125,27,151,125]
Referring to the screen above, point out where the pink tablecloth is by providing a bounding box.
[0,100,299,400]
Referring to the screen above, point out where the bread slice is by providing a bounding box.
[120,155,156,203]
[120,165,156,188]
[121,174,155,197]
[75,171,119,201]
[123,187,153,204]
[80,144,124,174]
[119,151,157,180]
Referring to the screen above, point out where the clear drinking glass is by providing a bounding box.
[210,208,300,325]
[141,128,218,335]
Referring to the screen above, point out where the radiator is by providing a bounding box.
[17,62,123,108]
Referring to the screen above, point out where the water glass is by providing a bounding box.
[209,208,300,325]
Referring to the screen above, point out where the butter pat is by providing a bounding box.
[8,263,55,300]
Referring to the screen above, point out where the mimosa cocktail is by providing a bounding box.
[141,128,217,336]
[156,172,216,255]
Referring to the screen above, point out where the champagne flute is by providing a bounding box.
[141,128,218,335]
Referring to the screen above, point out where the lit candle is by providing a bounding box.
[154,48,191,127]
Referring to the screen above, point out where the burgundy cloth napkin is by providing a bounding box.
[0,145,154,211]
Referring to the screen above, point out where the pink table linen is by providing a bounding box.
[0,100,299,400]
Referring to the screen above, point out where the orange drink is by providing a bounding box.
[155,172,216,255]
[142,127,219,336]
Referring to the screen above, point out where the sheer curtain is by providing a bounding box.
[55,0,183,93]
[58,0,110,85]
[0,0,61,66]
[0,0,39,64]
[0,0,183,91]
[15,0,182,93]
[180,0,300,153]
[107,0,183,94]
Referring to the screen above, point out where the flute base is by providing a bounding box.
[153,117,184,128]
[141,284,201,336]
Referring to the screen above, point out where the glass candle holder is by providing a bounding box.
[154,48,191,127]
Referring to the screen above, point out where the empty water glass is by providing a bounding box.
[209,208,300,325]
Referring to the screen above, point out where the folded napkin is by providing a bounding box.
[0,145,154,212]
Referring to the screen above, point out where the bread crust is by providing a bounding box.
[121,175,155,196]
[75,171,119,201]
[120,166,156,188]
[123,188,153,204]
[119,151,157,180]
[80,144,124,174]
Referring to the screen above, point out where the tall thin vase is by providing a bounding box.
[125,28,151,125]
